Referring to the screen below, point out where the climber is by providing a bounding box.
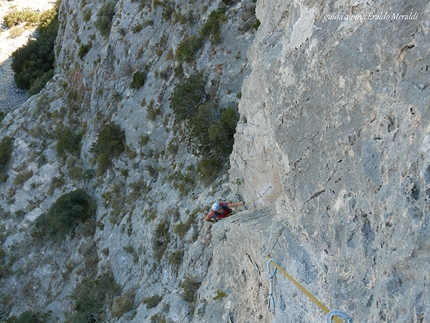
[205,201,244,222]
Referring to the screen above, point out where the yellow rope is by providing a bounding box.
[266,256,343,323]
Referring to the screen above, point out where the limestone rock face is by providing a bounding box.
[229,0,430,322]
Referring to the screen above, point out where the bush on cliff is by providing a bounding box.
[200,8,225,43]
[0,136,13,182]
[0,137,13,170]
[11,7,58,96]
[181,275,201,304]
[175,8,226,63]
[95,1,118,37]
[92,123,126,175]
[3,310,50,323]
[169,72,207,121]
[66,271,121,323]
[56,127,83,158]
[170,73,239,181]
[153,221,170,261]
[32,189,96,241]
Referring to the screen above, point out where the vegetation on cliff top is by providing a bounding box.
[11,7,59,96]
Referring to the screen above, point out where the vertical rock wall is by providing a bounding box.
[230,0,430,322]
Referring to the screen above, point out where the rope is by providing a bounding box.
[245,195,278,206]
[327,310,353,323]
[266,256,351,323]
[244,185,275,206]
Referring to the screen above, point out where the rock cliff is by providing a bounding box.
[230,0,430,322]
[0,0,429,322]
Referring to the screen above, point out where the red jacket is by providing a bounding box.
[207,202,232,221]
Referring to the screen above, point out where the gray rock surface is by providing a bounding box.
[230,0,430,322]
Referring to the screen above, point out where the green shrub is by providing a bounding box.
[187,101,219,154]
[143,295,162,309]
[0,263,9,280]
[253,19,261,30]
[3,310,50,323]
[123,245,139,263]
[144,208,157,221]
[9,26,25,38]
[207,106,239,155]
[197,157,221,183]
[112,291,134,318]
[169,250,184,269]
[0,111,6,123]
[95,1,118,37]
[129,180,150,200]
[78,42,92,59]
[174,62,184,78]
[0,136,13,171]
[38,8,58,31]
[213,289,227,300]
[200,8,225,43]
[175,35,203,63]
[14,169,33,186]
[48,176,65,196]
[83,169,95,181]
[11,7,58,95]
[150,314,167,323]
[174,221,191,239]
[132,23,143,33]
[146,99,161,121]
[181,275,201,303]
[166,138,179,155]
[153,221,170,260]
[168,167,197,196]
[130,70,147,89]
[138,134,150,146]
[169,73,206,122]
[28,70,54,96]
[83,9,92,22]
[92,123,126,175]
[3,9,40,28]
[56,127,83,158]
[69,165,84,181]
[32,189,96,241]
[161,1,176,21]
[169,73,239,181]
[175,8,225,63]
[66,271,121,323]
[0,248,9,279]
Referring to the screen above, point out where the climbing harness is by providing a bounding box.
[266,256,353,323]
[266,258,277,313]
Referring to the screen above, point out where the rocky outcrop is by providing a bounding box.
[0,0,257,322]
[229,0,430,322]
